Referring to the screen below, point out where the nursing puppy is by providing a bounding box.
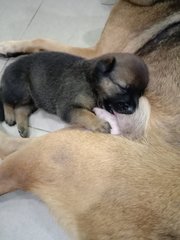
[0,51,148,137]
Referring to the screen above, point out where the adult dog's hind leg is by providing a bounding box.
[15,105,34,138]
[4,103,15,126]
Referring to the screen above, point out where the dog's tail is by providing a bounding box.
[0,89,5,121]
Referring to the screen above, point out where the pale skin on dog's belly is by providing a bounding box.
[93,107,120,135]
[94,96,150,138]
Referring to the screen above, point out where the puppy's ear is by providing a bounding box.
[96,57,116,74]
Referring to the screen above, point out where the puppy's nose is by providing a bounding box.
[127,105,134,113]
[122,103,134,114]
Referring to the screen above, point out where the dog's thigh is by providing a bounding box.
[3,103,15,126]
[62,107,111,133]
[15,105,34,138]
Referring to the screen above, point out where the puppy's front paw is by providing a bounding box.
[5,113,16,126]
[4,104,16,126]
[5,119,16,126]
[18,125,29,138]
[92,120,111,133]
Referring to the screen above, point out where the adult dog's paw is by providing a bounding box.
[0,41,25,57]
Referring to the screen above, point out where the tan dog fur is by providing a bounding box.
[0,0,180,239]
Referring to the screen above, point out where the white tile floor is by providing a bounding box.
[0,0,113,239]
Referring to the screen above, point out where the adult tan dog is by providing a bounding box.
[0,0,180,239]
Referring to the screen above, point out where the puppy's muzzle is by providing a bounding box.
[103,93,138,115]
[113,101,137,114]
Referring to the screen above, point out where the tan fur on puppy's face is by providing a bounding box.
[96,53,149,97]
[96,53,149,115]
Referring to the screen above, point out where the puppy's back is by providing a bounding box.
[1,52,84,104]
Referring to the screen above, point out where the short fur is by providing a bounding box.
[0,51,148,137]
[0,0,179,239]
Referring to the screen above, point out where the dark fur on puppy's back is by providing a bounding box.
[2,52,85,112]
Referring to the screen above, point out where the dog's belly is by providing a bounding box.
[93,107,121,135]
[94,97,150,138]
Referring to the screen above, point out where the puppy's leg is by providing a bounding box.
[64,108,111,133]
[0,39,98,58]
[4,103,15,126]
[15,105,34,138]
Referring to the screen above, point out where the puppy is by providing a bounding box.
[0,51,149,137]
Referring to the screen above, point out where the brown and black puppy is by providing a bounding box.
[0,51,148,137]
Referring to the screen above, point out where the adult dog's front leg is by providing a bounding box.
[0,38,98,58]
[0,130,30,159]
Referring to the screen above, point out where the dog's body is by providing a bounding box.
[0,51,148,137]
[0,0,179,239]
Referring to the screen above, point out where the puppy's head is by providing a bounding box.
[93,53,149,114]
